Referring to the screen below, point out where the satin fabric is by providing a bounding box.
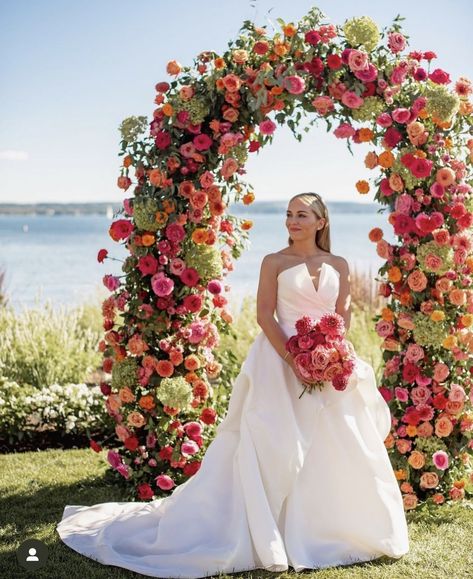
[57,260,409,577]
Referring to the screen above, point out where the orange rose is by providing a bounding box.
[378,150,394,168]
[369,227,383,242]
[166,60,182,76]
[436,167,456,187]
[420,472,439,489]
[222,73,242,93]
[389,173,404,192]
[184,354,201,371]
[119,387,135,403]
[403,494,418,510]
[408,450,426,469]
[448,288,466,306]
[364,151,378,169]
[232,49,248,64]
[127,411,146,428]
[356,180,370,194]
[139,395,156,411]
[435,415,453,437]
[358,128,374,142]
[407,269,428,292]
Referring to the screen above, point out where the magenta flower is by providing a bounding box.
[151,272,174,296]
[432,450,449,470]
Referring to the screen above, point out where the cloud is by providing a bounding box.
[0,149,29,161]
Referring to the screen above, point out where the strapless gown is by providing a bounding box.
[56,261,409,577]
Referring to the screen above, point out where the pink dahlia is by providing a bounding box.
[318,312,345,338]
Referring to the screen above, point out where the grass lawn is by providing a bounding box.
[1,449,473,579]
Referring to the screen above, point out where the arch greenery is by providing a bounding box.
[96,7,473,511]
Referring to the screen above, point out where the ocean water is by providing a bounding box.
[0,203,395,314]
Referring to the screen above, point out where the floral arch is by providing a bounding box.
[96,7,473,511]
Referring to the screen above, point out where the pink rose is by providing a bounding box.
[151,272,174,297]
[388,32,407,54]
[220,157,239,179]
[392,107,412,124]
[354,64,378,82]
[376,113,393,127]
[411,385,431,405]
[259,118,276,135]
[395,387,409,402]
[347,49,369,72]
[341,91,364,109]
[432,450,449,470]
[333,122,356,139]
[375,320,394,338]
[181,440,199,456]
[311,348,331,369]
[156,474,175,490]
[283,75,306,94]
[449,383,466,402]
[184,421,203,438]
[434,362,448,382]
[312,96,334,115]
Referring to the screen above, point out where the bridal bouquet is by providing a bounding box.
[285,312,357,398]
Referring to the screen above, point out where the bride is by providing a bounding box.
[57,192,410,577]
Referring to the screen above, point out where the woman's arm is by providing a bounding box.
[255,255,291,362]
[335,257,352,333]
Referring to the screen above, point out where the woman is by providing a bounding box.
[57,192,409,577]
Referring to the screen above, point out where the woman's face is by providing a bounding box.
[286,197,325,241]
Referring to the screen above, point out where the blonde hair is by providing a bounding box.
[287,192,331,253]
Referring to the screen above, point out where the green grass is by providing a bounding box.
[1,449,473,578]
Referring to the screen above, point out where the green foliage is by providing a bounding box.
[0,303,102,389]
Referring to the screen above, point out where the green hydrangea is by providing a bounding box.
[118,115,148,143]
[416,241,454,276]
[351,96,385,122]
[392,149,421,190]
[343,16,380,52]
[414,436,449,460]
[172,95,211,125]
[424,81,460,121]
[156,376,193,409]
[111,357,139,389]
[185,243,223,282]
[231,141,249,165]
[133,196,161,232]
[412,312,448,349]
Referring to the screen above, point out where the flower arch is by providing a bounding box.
[96,7,473,510]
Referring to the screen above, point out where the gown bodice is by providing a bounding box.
[276,261,341,335]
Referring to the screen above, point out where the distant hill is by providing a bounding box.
[0,200,383,216]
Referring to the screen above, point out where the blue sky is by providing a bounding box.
[1,0,472,204]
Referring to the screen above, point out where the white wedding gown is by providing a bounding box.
[57,261,409,577]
